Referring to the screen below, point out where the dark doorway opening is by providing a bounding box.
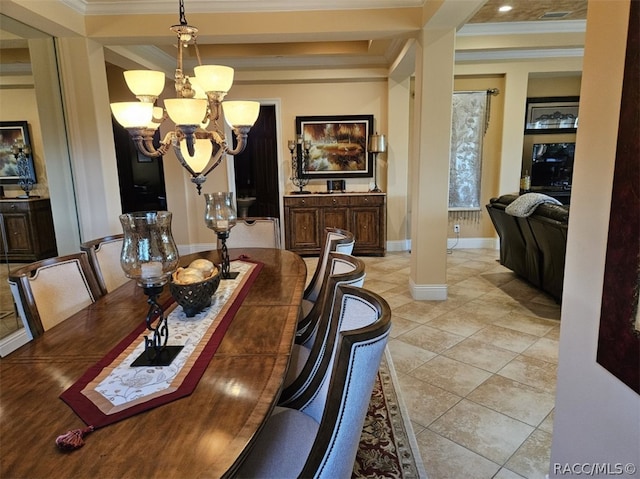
[112,120,168,213]
[232,104,280,218]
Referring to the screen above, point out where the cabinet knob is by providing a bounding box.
[10,204,16,209]
[332,198,337,204]
[301,199,306,205]
[364,197,369,202]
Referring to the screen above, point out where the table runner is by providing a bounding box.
[60,259,262,429]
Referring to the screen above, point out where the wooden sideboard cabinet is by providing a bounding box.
[284,193,386,256]
[0,198,58,263]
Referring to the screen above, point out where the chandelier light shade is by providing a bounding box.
[222,101,261,128]
[123,70,165,100]
[110,0,260,194]
[194,65,234,94]
[110,102,154,129]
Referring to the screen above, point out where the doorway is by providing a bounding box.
[232,105,280,218]
[112,121,168,213]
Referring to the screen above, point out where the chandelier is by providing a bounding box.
[110,0,260,194]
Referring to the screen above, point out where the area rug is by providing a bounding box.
[354,348,428,478]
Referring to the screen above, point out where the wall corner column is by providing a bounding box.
[409,26,456,300]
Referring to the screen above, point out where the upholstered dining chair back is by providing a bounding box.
[281,253,366,405]
[80,234,128,295]
[8,252,103,339]
[236,285,391,479]
[295,252,365,346]
[220,217,281,250]
[301,228,355,317]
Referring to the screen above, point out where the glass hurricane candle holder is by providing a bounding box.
[120,210,183,366]
[204,192,238,279]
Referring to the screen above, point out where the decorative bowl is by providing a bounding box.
[169,269,221,317]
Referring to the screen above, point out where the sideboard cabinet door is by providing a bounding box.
[0,198,58,262]
[284,193,386,256]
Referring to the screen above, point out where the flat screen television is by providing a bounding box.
[531,142,575,189]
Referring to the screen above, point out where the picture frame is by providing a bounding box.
[0,121,36,184]
[296,115,374,179]
[524,96,580,134]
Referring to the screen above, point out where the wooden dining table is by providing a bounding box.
[0,248,306,479]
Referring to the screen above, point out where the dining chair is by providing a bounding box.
[222,217,281,249]
[282,252,366,404]
[299,227,355,322]
[8,252,104,339]
[236,284,391,479]
[80,234,128,295]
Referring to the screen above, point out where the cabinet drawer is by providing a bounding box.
[284,196,323,208]
[0,201,30,213]
[349,195,385,206]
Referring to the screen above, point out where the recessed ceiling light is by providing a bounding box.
[498,5,513,13]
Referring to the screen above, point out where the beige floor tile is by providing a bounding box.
[471,325,539,353]
[454,299,514,324]
[416,429,501,479]
[389,315,422,338]
[410,355,492,396]
[384,293,415,310]
[396,324,466,354]
[498,356,558,394]
[393,301,444,324]
[521,337,560,364]
[387,339,437,374]
[493,468,527,479]
[538,410,554,434]
[362,278,400,295]
[443,338,518,373]
[467,375,556,426]
[427,309,490,337]
[544,326,561,341]
[430,399,534,464]
[491,313,559,337]
[505,429,553,479]
[395,373,462,427]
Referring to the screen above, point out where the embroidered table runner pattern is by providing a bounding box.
[60,260,262,428]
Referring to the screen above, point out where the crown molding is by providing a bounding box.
[60,0,422,15]
[456,47,584,62]
[458,20,586,36]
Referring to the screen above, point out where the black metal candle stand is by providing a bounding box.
[130,285,184,367]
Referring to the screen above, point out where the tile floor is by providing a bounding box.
[306,248,561,479]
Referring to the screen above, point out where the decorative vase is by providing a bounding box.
[119,210,182,366]
[119,211,179,287]
[204,192,238,279]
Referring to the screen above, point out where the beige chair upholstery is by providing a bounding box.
[299,228,355,322]
[236,285,391,479]
[80,234,128,295]
[221,217,281,250]
[8,252,103,339]
[282,252,366,405]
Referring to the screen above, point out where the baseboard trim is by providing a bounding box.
[0,328,30,357]
[409,278,448,300]
[387,237,499,252]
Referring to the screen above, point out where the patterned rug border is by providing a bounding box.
[354,347,428,478]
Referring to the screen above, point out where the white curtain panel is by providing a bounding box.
[449,91,488,210]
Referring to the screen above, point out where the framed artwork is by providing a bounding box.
[0,121,36,184]
[524,96,580,134]
[296,115,374,179]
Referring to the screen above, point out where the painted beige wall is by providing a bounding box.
[551,0,640,470]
